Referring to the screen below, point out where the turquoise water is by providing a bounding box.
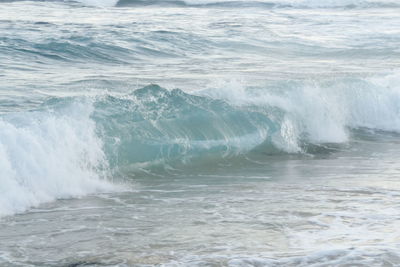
[1,0,400,266]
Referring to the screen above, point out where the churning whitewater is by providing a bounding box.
[1,0,400,266]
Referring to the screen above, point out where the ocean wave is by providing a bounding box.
[0,35,183,66]
[0,36,136,64]
[2,73,400,216]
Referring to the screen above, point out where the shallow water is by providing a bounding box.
[2,136,400,266]
[1,0,400,266]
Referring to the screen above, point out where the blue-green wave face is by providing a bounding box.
[84,85,278,170]
[29,76,400,175]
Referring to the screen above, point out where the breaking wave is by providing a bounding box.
[0,101,114,217]
[1,73,400,216]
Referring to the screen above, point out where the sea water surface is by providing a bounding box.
[1,0,400,266]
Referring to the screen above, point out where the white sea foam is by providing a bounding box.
[200,72,400,152]
[75,0,119,7]
[0,100,114,217]
[273,0,397,8]
[228,247,400,266]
